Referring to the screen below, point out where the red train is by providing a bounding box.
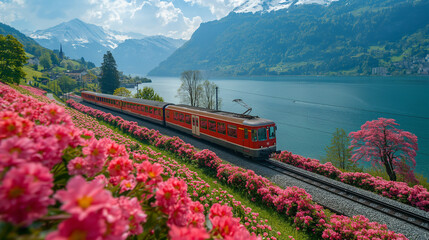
[81,91,277,159]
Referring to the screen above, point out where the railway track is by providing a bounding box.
[74,100,429,238]
[258,158,429,231]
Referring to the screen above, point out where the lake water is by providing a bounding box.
[130,76,429,177]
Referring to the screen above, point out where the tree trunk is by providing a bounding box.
[383,156,397,181]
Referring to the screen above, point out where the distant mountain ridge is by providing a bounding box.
[233,0,338,14]
[31,19,185,75]
[0,22,52,58]
[149,0,429,76]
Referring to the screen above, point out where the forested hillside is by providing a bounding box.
[149,0,429,76]
[0,22,52,58]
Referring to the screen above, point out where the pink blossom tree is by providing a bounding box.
[349,118,418,182]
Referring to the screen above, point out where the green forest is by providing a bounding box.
[150,0,429,76]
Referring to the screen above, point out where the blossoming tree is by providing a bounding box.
[349,118,418,182]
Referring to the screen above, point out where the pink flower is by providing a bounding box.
[46,213,105,240]
[0,163,54,225]
[67,157,87,176]
[209,203,233,219]
[119,177,136,193]
[225,227,262,240]
[211,215,241,238]
[54,176,113,220]
[0,136,35,170]
[83,138,107,162]
[117,197,147,235]
[108,156,133,177]
[0,111,33,139]
[169,225,209,240]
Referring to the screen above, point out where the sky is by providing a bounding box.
[0,0,249,39]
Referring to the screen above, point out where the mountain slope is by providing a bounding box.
[149,0,429,76]
[31,19,185,75]
[0,22,51,57]
[112,36,185,75]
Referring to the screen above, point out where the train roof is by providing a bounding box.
[169,104,275,127]
[82,91,170,108]
[82,91,126,101]
[122,97,170,108]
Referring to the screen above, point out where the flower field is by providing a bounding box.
[64,96,407,239]
[272,151,429,211]
[1,83,272,239]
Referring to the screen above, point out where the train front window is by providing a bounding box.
[269,126,276,139]
[258,128,267,141]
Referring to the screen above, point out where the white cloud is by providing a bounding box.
[155,1,181,25]
[0,0,211,39]
[183,0,246,18]
[0,0,26,24]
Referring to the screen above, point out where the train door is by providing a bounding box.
[192,115,200,136]
[241,127,251,149]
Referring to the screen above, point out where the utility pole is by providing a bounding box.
[216,86,219,111]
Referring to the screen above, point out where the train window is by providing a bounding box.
[154,108,158,115]
[166,110,170,119]
[244,128,248,139]
[251,130,257,142]
[258,128,267,141]
[179,113,184,122]
[201,118,207,129]
[217,122,226,135]
[208,120,216,132]
[174,112,178,121]
[269,126,275,139]
[227,125,237,138]
[149,107,153,114]
[185,115,191,124]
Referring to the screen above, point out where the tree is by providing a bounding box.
[0,35,27,84]
[134,87,164,101]
[39,52,52,70]
[113,87,131,97]
[324,128,357,171]
[200,80,219,109]
[177,70,203,107]
[349,118,418,181]
[177,70,221,109]
[50,52,60,66]
[99,51,119,94]
[57,75,77,94]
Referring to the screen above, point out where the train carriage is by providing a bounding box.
[121,97,171,125]
[81,91,124,111]
[81,91,277,159]
[165,105,276,158]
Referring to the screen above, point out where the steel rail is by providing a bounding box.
[258,159,429,231]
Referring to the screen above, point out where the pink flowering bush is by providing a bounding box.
[274,151,429,211]
[1,83,268,240]
[65,97,410,239]
[322,215,407,240]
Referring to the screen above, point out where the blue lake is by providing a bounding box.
[130,76,429,177]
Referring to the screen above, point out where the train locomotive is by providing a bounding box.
[81,91,277,159]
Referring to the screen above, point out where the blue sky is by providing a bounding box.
[0,0,248,39]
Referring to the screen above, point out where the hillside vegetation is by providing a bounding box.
[149,0,429,76]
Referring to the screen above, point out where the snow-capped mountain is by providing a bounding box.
[30,18,185,75]
[234,0,339,13]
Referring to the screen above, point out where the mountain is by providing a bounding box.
[149,0,429,76]
[31,19,185,75]
[0,22,52,58]
[112,36,185,76]
[233,0,338,13]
